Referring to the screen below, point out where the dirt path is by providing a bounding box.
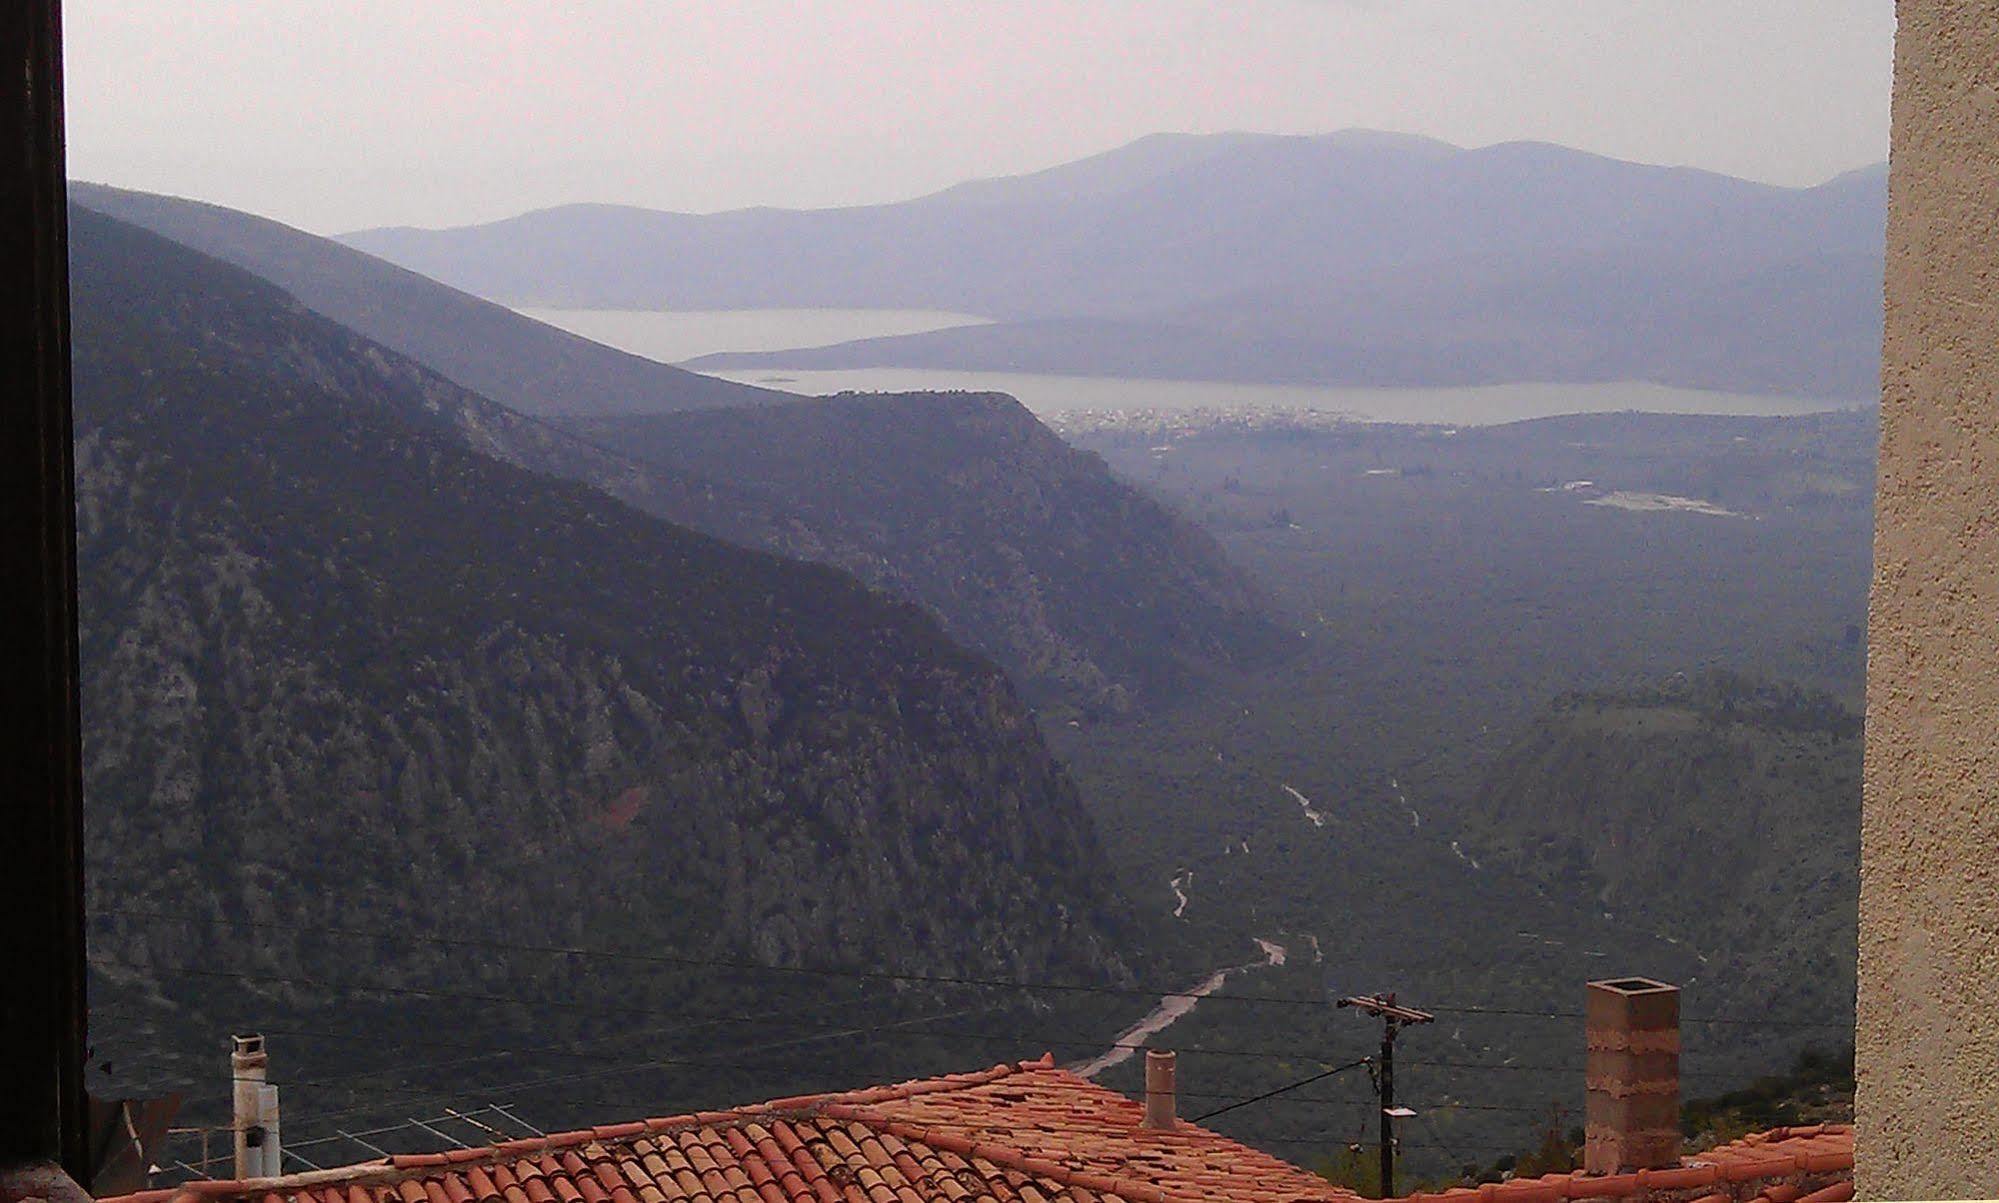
[1072,937,1288,1079]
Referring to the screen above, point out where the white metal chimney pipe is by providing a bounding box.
[231,1034,269,1179]
[258,1083,281,1178]
[1142,1049,1177,1130]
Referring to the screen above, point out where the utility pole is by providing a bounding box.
[1339,993,1433,1198]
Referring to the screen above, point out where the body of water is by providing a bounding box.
[519,306,1859,426]
[704,367,1856,425]
[515,306,989,365]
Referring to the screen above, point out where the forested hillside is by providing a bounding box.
[567,395,1280,713]
[66,186,1876,1175]
[71,207,1144,1133]
[1047,412,1872,1170]
[1457,673,1860,1023]
[80,187,1278,715]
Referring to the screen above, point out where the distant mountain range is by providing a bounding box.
[562,394,1280,712]
[78,184,1277,712]
[71,182,776,418]
[340,131,1888,400]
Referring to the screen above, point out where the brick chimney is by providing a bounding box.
[1584,978,1680,1174]
[1142,1049,1177,1130]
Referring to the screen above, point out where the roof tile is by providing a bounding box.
[108,1061,1851,1203]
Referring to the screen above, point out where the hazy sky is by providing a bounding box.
[64,1,1892,235]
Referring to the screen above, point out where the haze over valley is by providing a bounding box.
[349,131,1884,410]
[66,10,1885,1184]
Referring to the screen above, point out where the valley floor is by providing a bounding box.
[1049,408,1872,1174]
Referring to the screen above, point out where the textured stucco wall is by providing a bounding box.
[1858,2,1999,1196]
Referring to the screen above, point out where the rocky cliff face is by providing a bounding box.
[73,187,1280,720]
[566,396,1280,716]
[71,209,1141,1108]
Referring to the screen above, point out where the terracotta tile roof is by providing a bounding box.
[847,1058,1350,1203]
[1389,1127,1855,1203]
[95,1059,1851,1203]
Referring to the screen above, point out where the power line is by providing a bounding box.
[460,1096,1538,1162]
[1176,1090,1547,1115]
[1402,1058,1735,1080]
[89,991,989,1119]
[268,1001,996,1139]
[109,955,1447,1142]
[86,953,1344,1069]
[1425,1002,1848,1030]
[1206,1132,1534,1156]
[86,983,907,1101]
[165,1106,531,1163]
[147,1062,1553,1180]
[127,990,899,1122]
[100,908,1296,1006]
[1190,1058,1371,1122]
[287,1029,1743,1101]
[285,988,891,1092]
[96,908,1855,1029]
[1413,1108,1481,1173]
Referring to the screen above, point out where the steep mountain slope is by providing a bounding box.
[80,187,1278,714]
[1032,414,1870,1167]
[344,133,1887,398]
[71,207,1143,1103]
[1454,673,1860,1022]
[69,181,782,417]
[566,395,1280,714]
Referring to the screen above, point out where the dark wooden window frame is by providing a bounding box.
[0,0,91,1183]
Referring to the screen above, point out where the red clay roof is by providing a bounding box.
[97,1058,1852,1203]
[1392,1127,1855,1203]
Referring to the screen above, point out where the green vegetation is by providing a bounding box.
[1313,1145,1386,1197]
[565,396,1281,715]
[1682,1046,1855,1148]
[1055,411,1870,1174]
[72,185,1877,1184]
[1407,1039,1855,1183]
[1460,671,1860,1028]
[70,207,1148,1152]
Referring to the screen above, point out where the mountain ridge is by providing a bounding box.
[344,131,1879,236]
[84,185,1279,714]
[338,131,1885,398]
[562,392,1282,713]
[72,206,1146,1120]
[70,180,785,418]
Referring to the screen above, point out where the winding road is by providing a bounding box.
[1072,937,1289,1078]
